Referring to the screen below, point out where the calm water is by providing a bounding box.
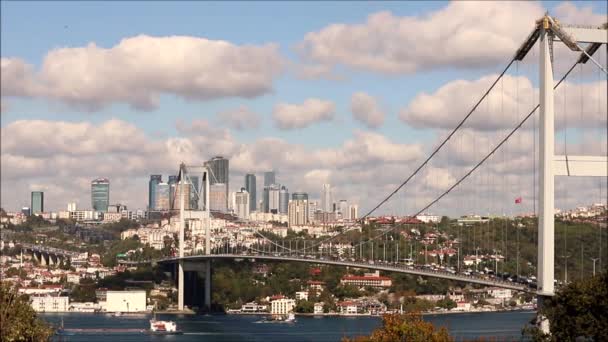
[42,311,536,342]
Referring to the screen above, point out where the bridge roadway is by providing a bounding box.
[20,242,81,258]
[159,253,530,293]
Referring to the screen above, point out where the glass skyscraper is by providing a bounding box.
[245,173,256,212]
[31,191,44,214]
[264,171,276,187]
[205,156,229,209]
[168,175,178,209]
[279,186,289,214]
[91,178,110,212]
[292,192,308,201]
[148,175,162,210]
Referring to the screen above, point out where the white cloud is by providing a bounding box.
[297,2,545,74]
[399,74,606,131]
[0,35,283,110]
[553,2,607,26]
[272,98,335,129]
[350,92,385,129]
[216,106,261,130]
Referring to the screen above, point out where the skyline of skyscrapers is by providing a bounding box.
[31,191,44,214]
[148,175,162,210]
[91,178,110,212]
[245,174,257,212]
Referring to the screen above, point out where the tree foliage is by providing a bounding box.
[343,312,453,342]
[524,270,608,341]
[0,283,54,341]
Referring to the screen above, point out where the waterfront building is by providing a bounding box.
[148,175,162,210]
[91,178,110,212]
[340,271,392,289]
[245,173,257,212]
[288,200,308,227]
[279,186,289,214]
[321,184,332,213]
[209,183,227,212]
[205,156,229,209]
[263,171,275,187]
[31,191,44,214]
[270,298,295,315]
[235,189,250,219]
[30,294,69,313]
[105,290,146,312]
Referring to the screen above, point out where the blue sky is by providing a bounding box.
[1,1,606,212]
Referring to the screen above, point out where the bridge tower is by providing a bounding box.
[531,16,607,333]
[177,163,212,312]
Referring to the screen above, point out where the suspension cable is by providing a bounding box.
[360,58,517,219]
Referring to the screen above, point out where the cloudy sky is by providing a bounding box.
[1,1,606,216]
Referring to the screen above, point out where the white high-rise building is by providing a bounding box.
[348,204,359,220]
[67,202,77,212]
[321,184,333,213]
[235,189,250,219]
[268,185,281,214]
[288,199,308,227]
[209,183,227,212]
[307,201,318,222]
[338,200,348,219]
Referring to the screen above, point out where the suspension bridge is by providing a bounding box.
[157,15,607,334]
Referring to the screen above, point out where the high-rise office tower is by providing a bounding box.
[155,182,170,211]
[338,200,348,218]
[264,184,281,214]
[91,178,110,212]
[279,186,289,214]
[31,191,44,214]
[264,171,276,187]
[288,199,308,227]
[209,183,227,212]
[292,192,308,201]
[321,184,332,213]
[173,181,191,210]
[205,156,229,209]
[245,174,257,212]
[307,201,318,223]
[234,188,250,219]
[348,204,359,220]
[190,176,200,210]
[148,175,162,210]
[168,175,178,209]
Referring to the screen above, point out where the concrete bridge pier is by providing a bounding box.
[176,260,212,312]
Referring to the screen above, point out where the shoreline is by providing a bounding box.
[225,308,536,318]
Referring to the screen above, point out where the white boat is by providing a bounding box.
[265,312,296,323]
[147,319,183,335]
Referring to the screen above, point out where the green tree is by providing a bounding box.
[0,283,54,341]
[523,271,608,341]
[294,300,314,313]
[436,298,457,311]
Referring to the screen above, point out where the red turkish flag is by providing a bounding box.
[515,197,522,204]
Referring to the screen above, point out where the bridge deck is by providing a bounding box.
[159,254,529,292]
